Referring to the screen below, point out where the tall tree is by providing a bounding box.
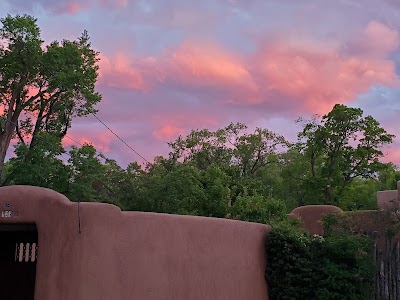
[0,14,101,178]
[298,104,394,204]
[168,122,287,178]
[168,123,288,207]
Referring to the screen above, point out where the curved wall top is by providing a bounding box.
[289,205,343,235]
[0,185,269,300]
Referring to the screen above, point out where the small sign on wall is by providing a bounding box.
[1,203,18,218]
[1,210,12,218]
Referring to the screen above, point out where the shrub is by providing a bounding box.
[231,191,287,224]
[265,221,374,300]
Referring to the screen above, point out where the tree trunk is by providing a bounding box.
[0,97,22,181]
[0,122,17,179]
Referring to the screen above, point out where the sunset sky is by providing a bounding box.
[2,0,400,166]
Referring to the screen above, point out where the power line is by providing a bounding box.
[1,118,116,192]
[83,112,150,163]
[63,135,83,147]
[23,44,150,164]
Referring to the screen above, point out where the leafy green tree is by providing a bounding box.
[377,163,400,190]
[168,123,287,174]
[200,165,231,217]
[117,162,150,211]
[6,132,69,191]
[168,124,239,170]
[168,123,288,208]
[339,178,379,210]
[0,14,101,178]
[298,104,394,205]
[231,190,287,224]
[98,158,139,207]
[66,144,105,202]
[278,147,314,207]
[233,128,287,178]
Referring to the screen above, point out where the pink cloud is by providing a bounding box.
[63,129,115,153]
[255,30,399,112]
[168,42,258,91]
[150,111,220,144]
[60,0,128,14]
[66,2,80,14]
[362,21,399,56]
[153,124,185,142]
[27,87,40,98]
[97,53,148,91]
[94,21,400,116]
[381,143,400,166]
[97,41,258,94]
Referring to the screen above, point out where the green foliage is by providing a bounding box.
[6,133,69,191]
[0,14,396,224]
[0,14,101,178]
[266,224,315,299]
[155,164,207,215]
[66,144,106,202]
[296,104,394,205]
[231,191,286,224]
[93,158,131,206]
[201,165,231,217]
[1,98,397,224]
[168,122,287,178]
[338,178,379,210]
[266,222,374,300]
[378,163,400,190]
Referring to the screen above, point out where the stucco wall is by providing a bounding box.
[376,182,400,210]
[0,186,269,300]
[289,205,343,235]
[377,190,398,210]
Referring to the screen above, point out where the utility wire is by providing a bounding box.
[23,45,150,164]
[64,135,83,147]
[84,113,150,164]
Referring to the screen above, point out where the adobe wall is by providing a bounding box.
[377,190,398,209]
[290,181,400,239]
[289,205,343,235]
[375,181,400,209]
[0,186,269,300]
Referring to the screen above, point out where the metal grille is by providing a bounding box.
[14,242,38,263]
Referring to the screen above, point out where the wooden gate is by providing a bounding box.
[374,237,400,300]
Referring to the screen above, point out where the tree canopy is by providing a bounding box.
[0,15,397,223]
[2,100,396,223]
[297,104,394,205]
[0,14,101,179]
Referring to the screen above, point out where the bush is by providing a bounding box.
[265,221,374,300]
[231,191,287,224]
[265,225,315,299]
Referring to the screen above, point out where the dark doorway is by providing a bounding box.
[0,224,38,300]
